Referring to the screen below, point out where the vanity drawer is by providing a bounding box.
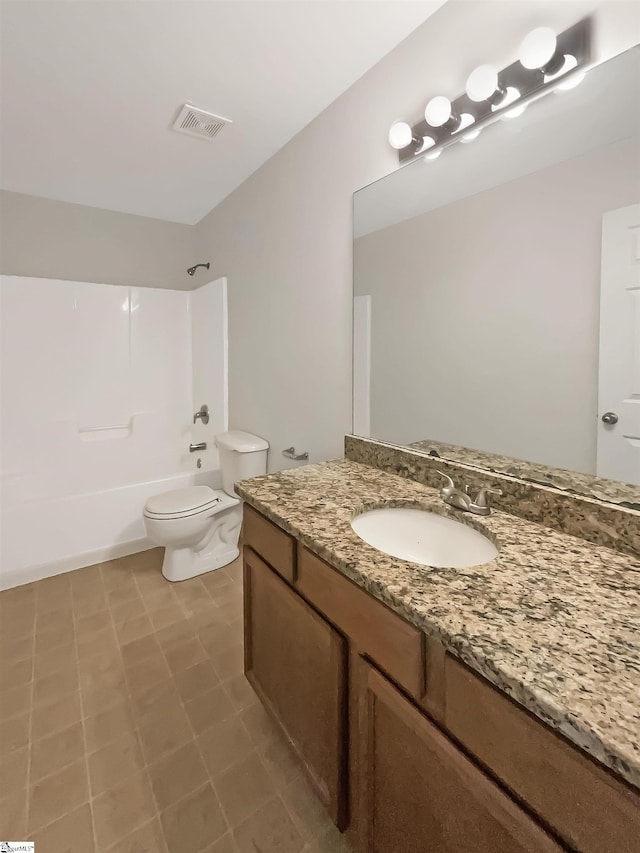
[444,655,640,853]
[297,545,425,699]
[243,505,296,583]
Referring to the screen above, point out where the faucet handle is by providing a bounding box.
[436,470,457,496]
[474,486,503,509]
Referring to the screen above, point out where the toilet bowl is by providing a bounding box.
[143,430,269,582]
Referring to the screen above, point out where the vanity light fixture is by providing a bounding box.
[388,17,591,164]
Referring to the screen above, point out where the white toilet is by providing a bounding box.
[144,430,269,582]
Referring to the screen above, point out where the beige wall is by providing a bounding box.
[0,190,196,290]
[194,0,640,472]
[354,138,639,475]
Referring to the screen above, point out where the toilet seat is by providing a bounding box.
[144,486,238,521]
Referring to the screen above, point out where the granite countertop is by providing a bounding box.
[236,458,640,790]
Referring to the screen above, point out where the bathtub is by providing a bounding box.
[0,467,222,591]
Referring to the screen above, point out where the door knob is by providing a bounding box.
[601,412,619,425]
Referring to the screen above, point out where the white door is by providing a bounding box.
[597,203,640,486]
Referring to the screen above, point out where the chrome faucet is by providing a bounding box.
[437,472,502,516]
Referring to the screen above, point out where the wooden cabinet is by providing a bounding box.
[244,546,348,827]
[243,506,640,853]
[357,663,563,853]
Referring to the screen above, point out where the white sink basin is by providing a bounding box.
[351,507,498,569]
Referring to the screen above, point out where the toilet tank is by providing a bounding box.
[215,430,269,497]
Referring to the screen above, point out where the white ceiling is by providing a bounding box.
[0,0,446,225]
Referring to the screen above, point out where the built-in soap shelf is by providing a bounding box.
[79,419,134,441]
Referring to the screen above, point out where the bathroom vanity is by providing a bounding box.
[238,457,639,853]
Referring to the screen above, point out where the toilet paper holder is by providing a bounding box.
[282,446,309,461]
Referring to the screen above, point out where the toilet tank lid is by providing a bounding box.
[215,430,269,453]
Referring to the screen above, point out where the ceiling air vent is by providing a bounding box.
[172,104,231,141]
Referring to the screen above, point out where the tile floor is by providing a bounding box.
[0,548,351,853]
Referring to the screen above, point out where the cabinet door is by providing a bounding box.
[358,663,564,853]
[244,546,347,828]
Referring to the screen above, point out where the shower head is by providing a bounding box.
[187,262,210,276]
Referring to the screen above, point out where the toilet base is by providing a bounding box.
[161,544,239,583]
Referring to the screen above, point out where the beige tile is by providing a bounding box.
[125,653,170,696]
[1,610,36,642]
[131,679,182,722]
[111,596,148,624]
[160,783,227,853]
[240,701,280,748]
[73,591,109,616]
[155,620,197,652]
[0,633,34,665]
[88,731,145,796]
[233,796,305,853]
[137,702,193,764]
[75,610,112,637]
[29,802,95,852]
[35,621,75,653]
[212,643,244,683]
[31,721,85,782]
[33,641,76,680]
[174,660,219,703]
[143,586,178,612]
[204,834,238,853]
[116,614,154,646]
[81,681,130,718]
[199,622,240,658]
[92,770,156,851]
[185,685,235,735]
[108,584,141,607]
[83,701,136,753]
[0,788,28,838]
[0,712,30,755]
[32,690,82,741]
[260,736,304,791]
[164,637,207,674]
[121,634,161,668]
[0,582,37,608]
[0,657,33,690]
[79,650,126,692]
[223,675,257,712]
[28,758,89,834]
[148,741,208,811]
[197,716,254,778]
[149,603,184,631]
[200,570,234,595]
[104,817,167,853]
[77,628,119,661]
[215,752,274,828]
[306,824,351,853]
[36,606,74,634]
[282,777,333,842]
[0,682,32,721]
[0,745,29,799]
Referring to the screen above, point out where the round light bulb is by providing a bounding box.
[519,26,557,70]
[466,65,499,102]
[388,121,413,150]
[425,96,452,127]
[492,86,520,113]
[418,136,436,153]
[546,53,577,81]
[424,147,442,161]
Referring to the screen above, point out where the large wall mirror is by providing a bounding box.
[353,45,640,503]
